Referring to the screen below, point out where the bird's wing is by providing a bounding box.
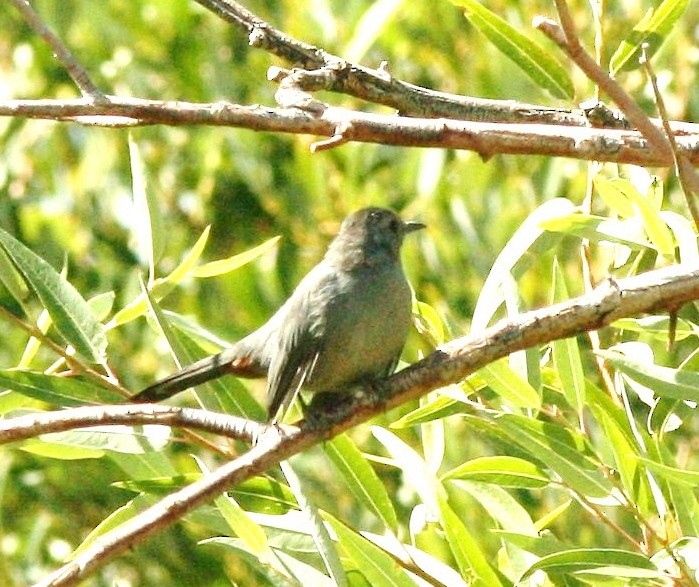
[265,265,332,420]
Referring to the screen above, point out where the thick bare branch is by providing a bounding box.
[4,97,699,166]
[35,263,699,587]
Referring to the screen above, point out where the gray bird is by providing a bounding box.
[132,207,424,421]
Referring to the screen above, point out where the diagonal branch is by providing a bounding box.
[8,0,104,100]
[35,262,699,587]
[192,0,590,125]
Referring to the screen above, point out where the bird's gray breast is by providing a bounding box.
[302,260,412,392]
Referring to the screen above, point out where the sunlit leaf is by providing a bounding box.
[450,0,574,98]
[0,228,107,362]
[610,0,690,73]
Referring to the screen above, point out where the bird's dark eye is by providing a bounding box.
[389,218,400,232]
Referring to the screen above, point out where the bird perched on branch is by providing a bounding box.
[132,207,424,422]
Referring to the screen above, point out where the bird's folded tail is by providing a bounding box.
[131,347,266,403]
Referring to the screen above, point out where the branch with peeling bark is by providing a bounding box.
[22,262,699,587]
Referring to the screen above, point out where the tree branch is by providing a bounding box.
[0,404,265,445]
[4,96,699,166]
[35,262,699,587]
[9,0,104,100]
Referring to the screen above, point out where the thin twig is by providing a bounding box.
[641,43,699,229]
[0,307,128,398]
[534,6,673,163]
[33,262,699,587]
[8,0,104,100]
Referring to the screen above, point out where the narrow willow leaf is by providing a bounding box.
[391,392,465,428]
[442,456,549,488]
[599,178,674,256]
[450,0,574,99]
[522,547,659,579]
[0,228,107,362]
[71,497,145,558]
[281,461,346,587]
[610,0,690,74]
[478,359,541,409]
[215,493,270,558]
[372,426,444,514]
[551,261,585,414]
[612,315,695,341]
[437,493,505,586]
[192,235,280,278]
[41,425,170,454]
[203,539,335,586]
[109,226,210,327]
[453,480,538,535]
[497,414,612,498]
[540,214,651,249]
[599,350,699,403]
[636,457,699,487]
[473,198,575,331]
[0,369,122,406]
[323,512,416,587]
[129,133,163,284]
[324,434,398,531]
[0,245,29,305]
[21,439,104,460]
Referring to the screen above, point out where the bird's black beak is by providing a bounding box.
[403,220,426,234]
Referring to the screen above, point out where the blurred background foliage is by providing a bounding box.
[1,0,699,585]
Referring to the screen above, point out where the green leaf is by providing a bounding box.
[450,0,574,99]
[281,461,346,586]
[477,360,541,409]
[215,493,270,558]
[21,439,104,460]
[323,512,416,587]
[496,414,612,498]
[453,479,538,535]
[594,178,674,256]
[391,393,465,428]
[192,235,280,278]
[324,434,398,531]
[599,350,699,403]
[39,424,170,454]
[521,548,660,579]
[72,496,147,557]
[372,426,444,514]
[473,198,575,330]
[551,261,585,414]
[612,315,695,341]
[437,493,505,586]
[540,213,651,249]
[129,133,163,284]
[610,0,690,74]
[0,228,107,363]
[442,456,549,488]
[109,226,211,327]
[0,245,29,306]
[0,369,123,406]
[636,457,699,487]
